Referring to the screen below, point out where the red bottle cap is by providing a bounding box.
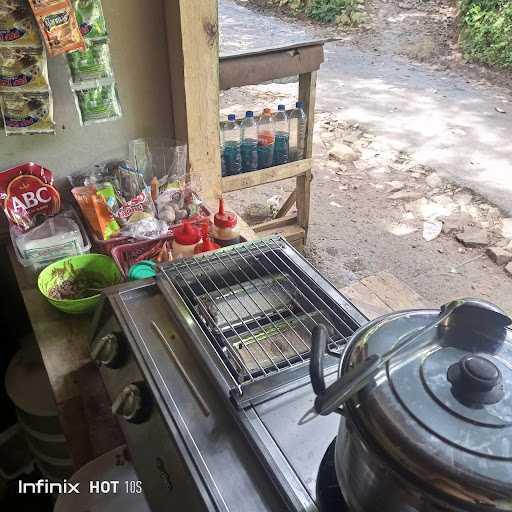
[214,198,238,229]
[174,220,201,245]
[194,224,220,254]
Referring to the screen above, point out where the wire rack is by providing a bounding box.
[161,238,359,385]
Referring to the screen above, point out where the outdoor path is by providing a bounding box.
[220,0,512,215]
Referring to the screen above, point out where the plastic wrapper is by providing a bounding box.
[0,46,49,92]
[71,185,120,240]
[67,38,111,83]
[73,80,121,125]
[30,0,85,57]
[0,1,42,47]
[120,217,168,241]
[73,0,106,39]
[0,90,55,134]
[0,162,60,231]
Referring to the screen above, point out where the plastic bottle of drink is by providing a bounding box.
[289,101,306,162]
[257,108,275,169]
[240,111,258,172]
[222,114,241,175]
[273,104,289,166]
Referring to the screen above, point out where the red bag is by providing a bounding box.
[0,162,60,231]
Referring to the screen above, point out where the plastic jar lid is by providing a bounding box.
[128,261,157,281]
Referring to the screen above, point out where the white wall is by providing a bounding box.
[0,0,174,188]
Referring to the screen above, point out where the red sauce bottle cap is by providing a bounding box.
[174,220,201,245]
[214,198,238,229]
[194,224,220,254]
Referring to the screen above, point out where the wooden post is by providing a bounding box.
[164,0,222,202]
[296,71,316,241]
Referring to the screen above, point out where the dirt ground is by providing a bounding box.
[220,0,512,314]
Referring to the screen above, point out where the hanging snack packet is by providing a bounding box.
[0,47,48,92]
[73,81,121,125]
[67,38,111,83]
[0,1,42,47]
[73,0,106,40]
[1,90,55,134]
[29,0,85,57]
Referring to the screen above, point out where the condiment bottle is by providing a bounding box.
[194,224,220,254]
[212,198,241,247]
[172,220,201,259]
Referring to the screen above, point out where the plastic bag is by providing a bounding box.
[73,80,121,125]
[73,0,107,39]
[30,0,85,57]
[0,46,49,92]
[1,90,55,134]
[0,1,42,47]
[67,38,111,84]
[120,217,168,241]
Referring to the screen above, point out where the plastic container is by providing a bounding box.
[289,101,306,162]
[240,111,258,172]
[10,208,91,274]
[273,104,289,166]
[222,114,241,176]
[38,254,122,315]
[257,108,275,169]
[212,198,240,247]
[172,220,202,258]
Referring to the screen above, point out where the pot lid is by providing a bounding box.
[342,303,512,503]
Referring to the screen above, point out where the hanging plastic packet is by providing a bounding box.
[73,0,106,40]
[0,1,42,47]
[1,90,55,134]
[29,0,85,57]
[73,80,121,125]
[0,46,49,92]
[66,38,111,84]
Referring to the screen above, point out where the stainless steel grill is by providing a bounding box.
[160,237,361,403]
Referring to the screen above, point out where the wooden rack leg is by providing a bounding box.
[297,71,317,242]
[275,190,296,218]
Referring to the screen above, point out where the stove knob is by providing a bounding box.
[112,383,151,424]
[91,333,125,368]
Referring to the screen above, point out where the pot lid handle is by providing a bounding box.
[311,298,511,416]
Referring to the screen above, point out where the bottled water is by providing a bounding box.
[289,101,306,161]
[240,111,258,172]
[222,114,241,175]
[273,104,289,166]
[257,108,275,169]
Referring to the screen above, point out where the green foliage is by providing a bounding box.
[270,0,364,26]
[459,0,512,68]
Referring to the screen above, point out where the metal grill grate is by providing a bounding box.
[161,238,359,386]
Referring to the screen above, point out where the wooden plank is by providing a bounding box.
[222,159,311,193]
[275,190,296,218]
[296,72,316,241]
[220,45,324,90]
[361,272,426,311]
[255,223,305,243]
[164,0,222,203]
[341,281,393,320]
[253,215,298,233]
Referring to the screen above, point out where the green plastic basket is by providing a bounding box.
[38,254,122,315]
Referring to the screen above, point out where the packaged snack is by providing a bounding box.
[29,0,65,9]
[67,38,111,83]
[0,162,60,231]
[30,0,85,57]
[73,80,121,125]
[73,0,106,39]
[115,190,156,227]
[71,185,119,240]
[0,1,42,47]
[0,47,49,92]
[1,90,55,134]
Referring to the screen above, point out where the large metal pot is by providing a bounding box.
[310,299,512,512]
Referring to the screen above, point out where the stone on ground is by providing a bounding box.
[388,190,423,201]
[329,143,359,162]
[486,247,512,266]
[442,213,474,234]
[505,262,512,278]
[455,228,489,248]
[425,173,442,188]
[501,218,512,239]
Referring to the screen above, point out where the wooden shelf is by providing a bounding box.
[253,215,306,249]
[222,159,312,193]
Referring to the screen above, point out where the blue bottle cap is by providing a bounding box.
[296,101,304,109]
[278,104,286,111]
[245,111,254,118]
[228,114,236,121]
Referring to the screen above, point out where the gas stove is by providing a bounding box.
[90,238,367,511]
